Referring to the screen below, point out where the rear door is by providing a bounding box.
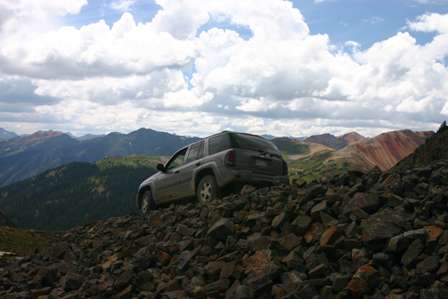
[174,141,205,199]
[231,134,284,176]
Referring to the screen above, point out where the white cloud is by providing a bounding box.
[408,13,448,34]
[110,0,137,12]
[0,13,197,79]
[0,0,447,137]
[0,0,86,37]
[34,69,187,104]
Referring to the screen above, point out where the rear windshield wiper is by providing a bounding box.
[255,149,281,158]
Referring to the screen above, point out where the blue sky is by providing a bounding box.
[295,0,448,47]
[66,0,448,48]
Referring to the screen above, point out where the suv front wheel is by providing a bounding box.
[197,175,219,203]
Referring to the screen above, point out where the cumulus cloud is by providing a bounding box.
[408,13,448,34]
[0,13,197,79]
[0,76,58,105]
[0,0,447,136]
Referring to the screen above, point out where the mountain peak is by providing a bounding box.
[304,133,346,150]
[29,130,65,139]
[134,128,156,133]
[338,132,366,145]
[0,128,18,141]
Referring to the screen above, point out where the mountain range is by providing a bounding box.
[288,129,433,183]
[0,126,434,188]
[0,128,198,187]
[0,128,18,141]
[304,133,349,150]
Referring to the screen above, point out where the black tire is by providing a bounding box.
[140,189,156,216]
[196,175,219,204]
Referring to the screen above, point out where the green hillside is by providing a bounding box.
[0,156,159,231]
[271,137,310,155]
[288,150,350,183]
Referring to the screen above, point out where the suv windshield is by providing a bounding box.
[231,133,279,153]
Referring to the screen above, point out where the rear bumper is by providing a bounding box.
[219,169,289,186]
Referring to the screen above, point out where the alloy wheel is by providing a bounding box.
[200,181,213,202]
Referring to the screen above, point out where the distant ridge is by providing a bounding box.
[336,129,433,171]
[289,129,433,182]
[0,128,199,187]
[304,133,347,150]
[338,132,366,145]
[76,134,105,141]
[0,128,18,141]
[271,137,310,155]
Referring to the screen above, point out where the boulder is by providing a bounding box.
[207,218,233,241]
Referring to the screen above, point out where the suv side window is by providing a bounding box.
[166,148,187,170]
[185,141,204,163]
[208,134,231,155]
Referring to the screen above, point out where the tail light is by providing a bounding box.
[282,160,288,175]
[225,150,236,166]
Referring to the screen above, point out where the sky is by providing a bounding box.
[0,0,448,137]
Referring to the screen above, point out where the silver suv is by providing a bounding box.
[136,131,289,214]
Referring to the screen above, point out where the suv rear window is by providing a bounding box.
[208,134,231,155]
[231,133,279,153]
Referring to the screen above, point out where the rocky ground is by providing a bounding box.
[1,157,448,299]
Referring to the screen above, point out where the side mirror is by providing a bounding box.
[156,163,166,172]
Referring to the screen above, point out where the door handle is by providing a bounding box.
[174,170,180,174]
[195,162,201,166]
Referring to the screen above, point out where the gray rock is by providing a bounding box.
[401,239,424,266]
[247,233,272,250]
[332,273,350,292]
[308,264,329,279]
[310,201,328,218]
[271,212,286,229]
[62,273,83,291]
[361,209,404,242]
[417,256,440,273]
[304,184,327,201]
[292,214,312,234]
[207,218,233,241]
[278,233,301,251]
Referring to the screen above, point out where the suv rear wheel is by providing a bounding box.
[140,190,155,215]
[197,175,219,203]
